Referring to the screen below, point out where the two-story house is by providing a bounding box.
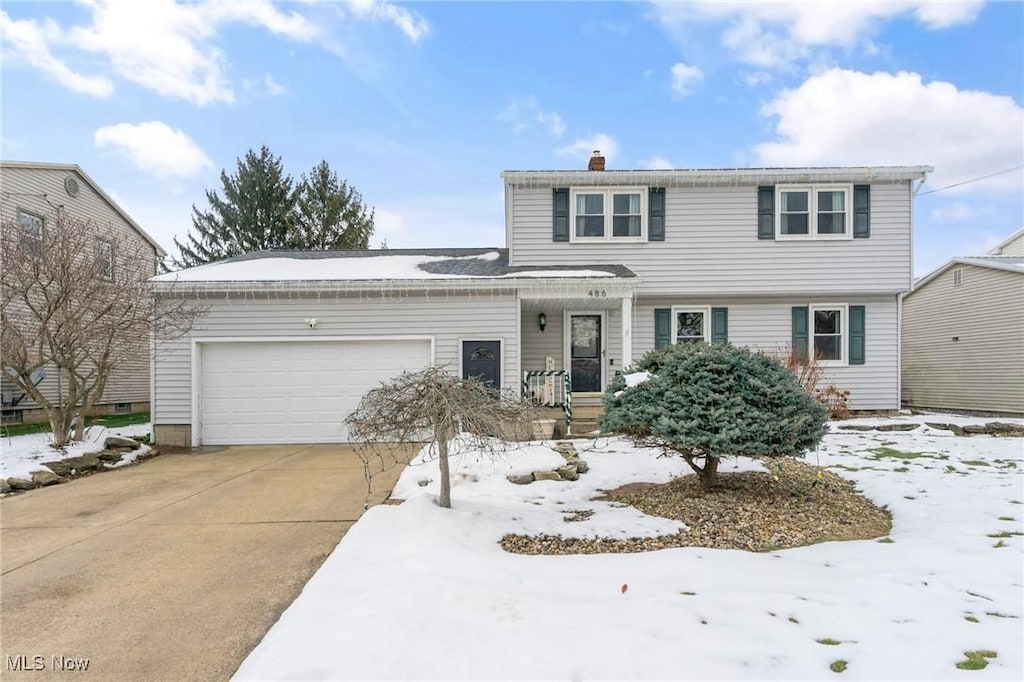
[150,155,930,447]
[1,161,165,425]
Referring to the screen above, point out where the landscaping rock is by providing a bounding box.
[7,478,37,491]
[31,470,61,487]
[506,474,535,485]
[875,423,918,432]
[838,425,875,431]
[986,422,1024,437]
[556,464,580,481]
[42,460,73,477]
[962,425,989,435]
[0,479,11,494]
[925,422,965,436]
[63,455,101,473]
[575,460,590,474]
[96,449,125,463]
[533,470,562,482]
[105,435,140,448]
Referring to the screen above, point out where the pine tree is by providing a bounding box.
[601,343,828,488]
[173,146,297,269]
[293,160,375,250]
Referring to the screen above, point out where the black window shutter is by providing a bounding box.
[791,306,809,362]
[853,185,870,238]
[849,305,866,365]
[757,186,775,240]
[648,187,665,241]
[654,308,671,349]
[711,308,728,345]
[552,188,569,242]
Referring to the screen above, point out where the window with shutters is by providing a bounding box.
[671,306,709,344]
[570,188,645,241]
[776,185,852,239]
[810,304,847,364]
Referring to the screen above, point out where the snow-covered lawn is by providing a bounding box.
[235,414,1023,681]
[1,423,152,481]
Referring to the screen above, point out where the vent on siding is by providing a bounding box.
[64,176,80,197]
[114,402,132,414]
[952,268,963,287]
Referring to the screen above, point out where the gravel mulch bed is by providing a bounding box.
[501,458,892,555]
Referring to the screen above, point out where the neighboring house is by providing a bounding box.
[901,228,1024,416]
[0,161,165,425]
[150,155,931,446]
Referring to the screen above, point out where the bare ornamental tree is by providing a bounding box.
[1,212,200,446]
[345,366,539,509]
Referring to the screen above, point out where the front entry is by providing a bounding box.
[569,314,602,392]
[462,340,501,390]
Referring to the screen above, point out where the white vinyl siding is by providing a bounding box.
[153,293,519,428]
[507,183,912,295]
[633,296,899,410]
[0,165,159,411]
[902,264,1024,415]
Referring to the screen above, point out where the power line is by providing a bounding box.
[918,164,1024,196]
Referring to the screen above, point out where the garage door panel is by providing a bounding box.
[200,340,431,445]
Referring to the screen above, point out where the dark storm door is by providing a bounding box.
[570,315,602,392]
[462,341,501,390]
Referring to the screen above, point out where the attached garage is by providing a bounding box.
[197,338,433,445]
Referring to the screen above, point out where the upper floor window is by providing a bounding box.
[17,209,43,240]
[952,268,963,287]
[95,238,114,281]
[571,188,645,241]
[776,185,852,240]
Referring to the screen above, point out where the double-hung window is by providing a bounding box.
[571,188,645,241]
[777,185,852,239]
[810,304,847,364]
[17,209,44,255]
[672,306,709,344]
[95,238,114,281]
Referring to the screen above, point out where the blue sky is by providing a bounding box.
[2,0,1022,275]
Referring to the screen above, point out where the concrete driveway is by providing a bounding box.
[0,443,413,681]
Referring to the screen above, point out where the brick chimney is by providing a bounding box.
[588,150,606,171]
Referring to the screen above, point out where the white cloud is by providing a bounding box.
[264,74,287,96]
[754,69,1024,192]
[537,110,566,137]
[669,62,703,97]
[0,11,113,96]
[740,71,771,87]
[642,156,674,170]
[652,1,985,67]
[94,121,213,180]
[929,201,994,223]
[556,134,619,165]
[347,0,430,43]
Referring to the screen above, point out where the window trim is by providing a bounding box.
[569,187,647,242]
[775,185,853,241]
[809,303,848,366]
[671,305,711,344]
[95,237,115,281]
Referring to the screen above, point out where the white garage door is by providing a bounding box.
[199,339,432,445]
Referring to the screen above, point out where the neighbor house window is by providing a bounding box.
[572,189,645,241]
[672,307,709,344]
[114,402,132,414]
[777,186,851,239]
[952,269,963,287]
[811,305,846,363]
[17,209,44,255]
[1,409,23,425]
[95,238,114,281]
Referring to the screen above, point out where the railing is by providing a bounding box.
[522,370,572,434]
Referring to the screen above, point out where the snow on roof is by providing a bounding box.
[151,248,632,284]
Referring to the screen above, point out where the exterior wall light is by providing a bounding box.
[538,313,547,332]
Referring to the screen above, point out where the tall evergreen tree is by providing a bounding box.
[173,146,297,269]
[294,160,375,250]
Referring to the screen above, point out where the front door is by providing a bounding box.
[569,314,602,392]
[462,340,501,390]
